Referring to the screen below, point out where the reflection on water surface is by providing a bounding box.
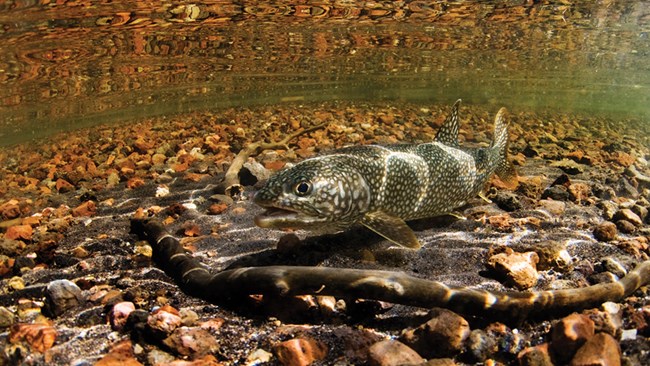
[0,1,648,145]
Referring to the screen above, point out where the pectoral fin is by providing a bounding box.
[361,211,421,249]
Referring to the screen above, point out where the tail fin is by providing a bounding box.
[491,108,518,189]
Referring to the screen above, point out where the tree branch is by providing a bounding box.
[131,219,650,321]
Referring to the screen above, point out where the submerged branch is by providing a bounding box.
[218,123,328,198]
[131,219,650,320]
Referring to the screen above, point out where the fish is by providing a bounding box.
[253,100,518,249]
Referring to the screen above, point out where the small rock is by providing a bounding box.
[72,200,96,217]
[4,224,33,241]
[537,199,566,216]
[518,343,553,366]
[584,305,623,339]
[126,177,146,189]
[466,329,497,362]
[367,339,424,366]
[179,308,199,326]
[550,313,595,363]
[109,302,136,330]
[613,209,643,227]
[569,332,620,366]
[631,204,648,222]
[486,249,539,289]
[276,233,302,253]
[400,308,470,358]
[8,276,25,290]
[162,327,219,356]
[597,201,618,220]
[274,337,328,366]
[568,183,592,203]
[207,203,228,215]
[0,306,15,327]
[45,279,85,317]
[95,340,143,366]
[246,349,273,364]
[541,186,571,201]
[55,178,75,192]
[551,159,584,175]
[493,191,522,212]
[601,258,628,278]
[147,305,182,338]
[8,323,57,353]
[593,221,617,241]
[531,241,571,271]
[615,220,636,234]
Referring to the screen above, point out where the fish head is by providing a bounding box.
[253,156,370,231]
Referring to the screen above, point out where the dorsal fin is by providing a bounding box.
[434,99,461,147]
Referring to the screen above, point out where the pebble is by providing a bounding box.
[95,340,143,366]
[147,305,182,338]
[179,308,199,326]
[536,199,566,216]
[615,219,636,234]
[71,200,96,217]
[550,313,595,363]
[631,204,648,222]
[531,241,571,271]
[8,323,58,353]
[400,308,470,358]
[613,209,643,227]
[492,191,522,212]
[4,224,33,241]
[109,302,136,330]
[517,343,553,366]
[584,304,623,339]
[596,201,617,221]
[8,276,25,290]
[466,329,497,362]
[45,279,85,317]
[246,349,273,364]
[601,258,628,278]
[593,221,617,241]
[0,306,15,328]
[569,332,620,366]
[551,159,584,175]
[486,249,539,289]
[568,182,592,203]
[162,327,219,356]
[274,337,327,366]
[541,186,571,201]
[207,203,228,215]
[367,339,424,366]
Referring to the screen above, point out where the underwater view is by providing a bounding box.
[1,1,649,365]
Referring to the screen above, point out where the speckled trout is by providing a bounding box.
[253,100,517,248]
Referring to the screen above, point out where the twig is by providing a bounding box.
[218,123,328,198]
[131,218,650,322]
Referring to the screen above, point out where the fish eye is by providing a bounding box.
[293,181,312,196]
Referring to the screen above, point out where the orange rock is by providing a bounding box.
[486,248,539,289]
[207,203,228,215]
[126,177,145,189]
[182,223,202,237]
[275,337,327,366]
[95,340,143,366]
[8,323,57,353]
[55,178,75,193]
[72,201,96,217]
[0,201,22,219]
[551,313,595,363]
[184,173,209,182]
[264,160,286,171]
[5,224,33,241]
[0,255,15,277]
[569,332,620,366]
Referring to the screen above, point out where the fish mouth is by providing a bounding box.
[254,206,323,228]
